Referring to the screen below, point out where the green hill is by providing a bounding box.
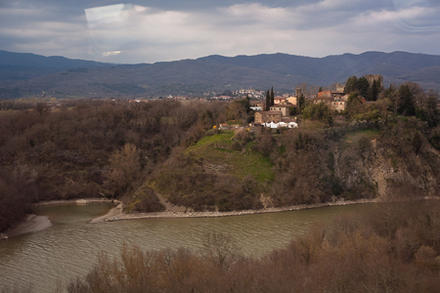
[150,129,273,211]
[185,130,273,183]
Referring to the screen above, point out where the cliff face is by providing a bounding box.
[335,127,440,200]
[269,119,440,207]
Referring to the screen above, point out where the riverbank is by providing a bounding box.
[90,198,381,223]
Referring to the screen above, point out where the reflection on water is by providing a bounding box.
[0,203,372,292]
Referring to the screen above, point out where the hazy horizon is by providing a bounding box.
[1,48,438,65]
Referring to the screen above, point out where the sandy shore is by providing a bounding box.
[35,198,117,207]
[1,198,117,239]
[90,198,381,223]
[6,214,52,238]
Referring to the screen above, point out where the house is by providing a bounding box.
[274,96,286,105]
[314,91,333,105]
[331,100,346,112]
[287,96,297,106]
[314,90,347,112]
[269,105,289,117]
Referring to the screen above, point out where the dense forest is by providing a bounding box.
[1,78,440,233]
[68,201,440,293]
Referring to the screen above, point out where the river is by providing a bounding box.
[0,203,372,292]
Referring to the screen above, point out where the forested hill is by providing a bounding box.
[1,50,440,98]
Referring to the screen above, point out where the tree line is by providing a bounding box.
[67,201,440,293]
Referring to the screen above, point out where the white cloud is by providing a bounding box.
[102,50,121,57]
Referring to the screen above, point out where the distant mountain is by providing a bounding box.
[0,50,111,82]
[1,50,440,99]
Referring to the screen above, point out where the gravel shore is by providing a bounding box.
[90,198,380,223]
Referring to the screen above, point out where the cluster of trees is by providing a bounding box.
[68,201,440,292]
[344,75,382,101]
[343,79,439,130]
[301,103,333,126]
[382,83,440,126]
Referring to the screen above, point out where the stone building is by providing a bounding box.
[255,111,282,124]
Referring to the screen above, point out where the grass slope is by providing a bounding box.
[186,130,273,183]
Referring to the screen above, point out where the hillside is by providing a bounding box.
[147,129,274,212]
[1,78,440,232]
[1,51,440,98]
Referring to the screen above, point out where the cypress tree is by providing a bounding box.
[398,84,415,116]
[270,87,274,106]
[356,77,369,98]
[371,80,380,101]
[298,94,305,114]
[265,90,271,110]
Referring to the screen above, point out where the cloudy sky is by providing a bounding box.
[1,0,440,63]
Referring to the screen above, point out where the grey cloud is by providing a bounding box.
[0,0,439,63]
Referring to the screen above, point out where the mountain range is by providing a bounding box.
[1,50,440,99]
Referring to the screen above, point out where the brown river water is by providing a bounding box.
[0,203,373,292]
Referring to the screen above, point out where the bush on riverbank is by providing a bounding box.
[0,167,36,232]
[67,201,440,293]
[122,183,165,213]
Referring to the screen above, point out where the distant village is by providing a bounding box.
[124,75,387,129]
[26,74,392,131]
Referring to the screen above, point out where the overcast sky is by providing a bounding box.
[1,0,440,63]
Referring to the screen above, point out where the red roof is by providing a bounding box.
[317,90,332,98]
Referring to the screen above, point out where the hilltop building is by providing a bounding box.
[253,88,304,126]
[255,111,282,124]
[314,90,348,112]
[254,101,295,126]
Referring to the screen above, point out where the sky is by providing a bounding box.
[1,0,440,63]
